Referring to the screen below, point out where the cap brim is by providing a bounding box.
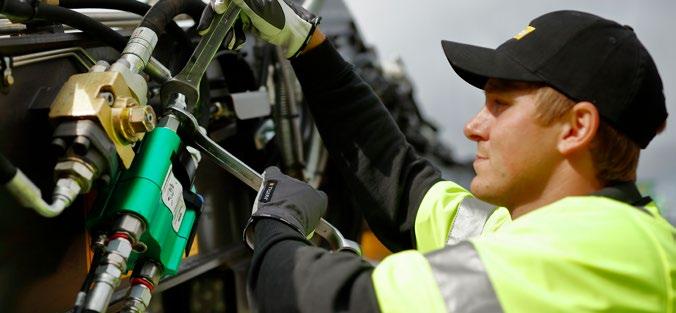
[441,40,543,89]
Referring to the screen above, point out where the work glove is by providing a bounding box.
[243,166,327,249]
[197,0,321,58]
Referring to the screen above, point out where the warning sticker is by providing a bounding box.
[161,165,187,233]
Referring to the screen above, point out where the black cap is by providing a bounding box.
[442,10,667,148]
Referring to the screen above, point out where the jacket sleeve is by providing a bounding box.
[248,219,494,313]
[291,40,442,251]
[249,219,381,313]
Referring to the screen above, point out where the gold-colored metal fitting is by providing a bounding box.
[114,103,156,143]
[49,71,156,168]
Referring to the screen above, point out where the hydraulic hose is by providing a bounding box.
[35,3,127,51]
[0,152,82,217]
[35,3,173,81]
[58,0,191,47]
[138,0,205,36]
[59,0,152,16]
[0,152,17,185]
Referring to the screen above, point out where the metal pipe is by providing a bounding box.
[273,47,305,179]
[304,125,328,189]
[12,47,96,69]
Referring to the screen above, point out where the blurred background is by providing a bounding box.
[342,0,676,224]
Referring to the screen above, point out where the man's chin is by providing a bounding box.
[470,178,502,205]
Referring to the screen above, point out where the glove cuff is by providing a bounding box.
[243,215,307,250]
[289,16,321,59]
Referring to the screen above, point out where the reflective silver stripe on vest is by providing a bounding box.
[425,241,503,313]
[447,197,496,245]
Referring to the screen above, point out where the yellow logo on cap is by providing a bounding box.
[514,25,535,40]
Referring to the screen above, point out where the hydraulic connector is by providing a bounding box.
[83,214,146,313]
[121,261,162,313]
[3,26,162,218]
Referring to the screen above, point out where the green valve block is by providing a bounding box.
[102,118,197,276]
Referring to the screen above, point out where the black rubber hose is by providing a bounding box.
[0,0,35,22]
[59,0,150,16]
[0,152,18,185]
[35,3,127,51]
[139,0,205,35]
[58,0,192,52]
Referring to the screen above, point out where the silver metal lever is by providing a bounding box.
[160,3,241,106]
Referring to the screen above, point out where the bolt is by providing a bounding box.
[127,106,156,134]
[98,92,115,105]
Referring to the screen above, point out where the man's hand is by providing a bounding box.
[244,166,327,249]
[197,0,321,58]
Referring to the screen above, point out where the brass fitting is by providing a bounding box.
[127,105,157,134]
[49,71,154,168]
[114,100,156,143]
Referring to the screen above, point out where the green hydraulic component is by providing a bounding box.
[100,123,196,276]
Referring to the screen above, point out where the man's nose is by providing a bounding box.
[464,107,490,141]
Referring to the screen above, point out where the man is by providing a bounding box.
[200,2,674,312]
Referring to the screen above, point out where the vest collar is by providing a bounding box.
[591,181,652,206]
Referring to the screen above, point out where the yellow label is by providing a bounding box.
[514,25,535,40]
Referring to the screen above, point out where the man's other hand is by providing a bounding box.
[244,166,327,249]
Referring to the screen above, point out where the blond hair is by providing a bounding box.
[533,85,640,184]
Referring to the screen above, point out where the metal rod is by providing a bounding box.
[12,47,96,69]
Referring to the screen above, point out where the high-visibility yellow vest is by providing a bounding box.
[372,181,675,313]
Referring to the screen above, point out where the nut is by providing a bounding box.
[106,238,133,259]
[129,284,152,306]
[115,104,156,142]
[54,160,96,191]
[138,263,162,284]
[95,264,123,281]
[114,215,145,239]
[128,105,156,133]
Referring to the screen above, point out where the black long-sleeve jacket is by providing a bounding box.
[248,40,442,313]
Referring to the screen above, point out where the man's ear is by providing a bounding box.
[557,101,599,155]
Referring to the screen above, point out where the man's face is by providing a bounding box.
[464,79,563,208]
